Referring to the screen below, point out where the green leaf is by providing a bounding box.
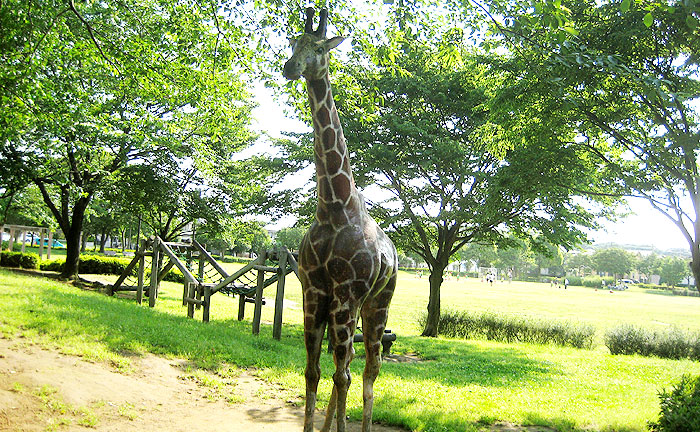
[621,0,631,13]
[563,26,579,36]
[687,15,698,29]
[643,12,653,27]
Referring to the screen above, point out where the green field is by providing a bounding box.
[1,266,699,431]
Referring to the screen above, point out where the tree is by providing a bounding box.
[274,226,306,251]
[495,239,534,278]
[660,256,691,287]
[459,243,498,269]
[478,0,700,287]
[637,253,661,282]
[564,252,594,276]
[0,185,54,228]
[533,243,564,276]
[271,11,616,336]
[0,0,255,278]
[223,220,271,257]
[592,248,634,280]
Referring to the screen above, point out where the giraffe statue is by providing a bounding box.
[282,7,398,432]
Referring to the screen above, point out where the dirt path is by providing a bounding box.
[0,338,407,432]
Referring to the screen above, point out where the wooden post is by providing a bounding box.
[149,238,160,308]
[136,240,146,305]
[47,231,53,259]
[20,231,26,252]
[252,251,267,335]
[272,249,288,340]
[203,285,211,323]
[184,248,193,305]
[198,251,205,280]
[0,225,4,250]
[38,228,44,259]
[238,291,246,321]
[196,252,205,309]
[187,282,196,318]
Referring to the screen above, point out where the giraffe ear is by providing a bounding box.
[288,37,297,47]
[324,36,345,51]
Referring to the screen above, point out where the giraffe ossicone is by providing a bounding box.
[283,7,399,432]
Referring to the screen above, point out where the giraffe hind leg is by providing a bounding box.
[360,275,396,432]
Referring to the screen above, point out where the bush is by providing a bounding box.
[419,309,596,349]
[40,259,65,272]
[38,255,185,283]
[605,325,700,361]
[0,251,39,269]
[581,275,615,288]
[649,375,700,432]
[566,276,583,287]
[219,255,254,264]
[78,255,132,274]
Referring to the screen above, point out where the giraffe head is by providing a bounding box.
[283,7,344,81]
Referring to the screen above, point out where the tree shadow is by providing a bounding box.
[379,336,560,388]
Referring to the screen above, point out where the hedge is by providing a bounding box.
[39,255,184,283]
[0,251,39,269]
[605,324,700,361]
[419,309,596,349]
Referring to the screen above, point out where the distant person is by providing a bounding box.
[564,278,569,290]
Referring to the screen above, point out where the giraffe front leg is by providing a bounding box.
[320,382,337,432]
[304,330,324,432]
[325,311,355,432]
[303,307,328,432]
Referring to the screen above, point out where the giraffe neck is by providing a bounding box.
[306,75,361,223]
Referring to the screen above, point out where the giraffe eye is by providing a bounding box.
[316,47,324,54]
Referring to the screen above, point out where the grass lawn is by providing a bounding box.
[1,267,699,431]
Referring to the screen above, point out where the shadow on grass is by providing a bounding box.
[1,270,573,432]
[0,273,307,372]
[3,271,560,387]
[380,335,559,388]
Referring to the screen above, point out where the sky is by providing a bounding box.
[250,75,692,254]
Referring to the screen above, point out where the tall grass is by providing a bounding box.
[420,309,595,349]
[605,324,700,361]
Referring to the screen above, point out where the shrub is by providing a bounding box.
[78,256,132,275]
[38,255,185,283]
[566,276,583,287]
[605,325,700,361]
[582,275,615,288]
[40,259,65,272]
[0,251,39,269]
[419,309,595,349]
[648,375,700,432]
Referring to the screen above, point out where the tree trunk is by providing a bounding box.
[60,198,90,279]
[61,227,82,279]
[99,229,107,253]
[421,262,447,337]
[80,232,87,252]
[690,248,700,291]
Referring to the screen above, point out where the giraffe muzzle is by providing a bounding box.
[283,59,302,80]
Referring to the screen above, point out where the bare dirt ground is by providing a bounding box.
[0,338,407,432]
[0,338,556,432]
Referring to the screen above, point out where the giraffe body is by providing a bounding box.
[283,8,398,432]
